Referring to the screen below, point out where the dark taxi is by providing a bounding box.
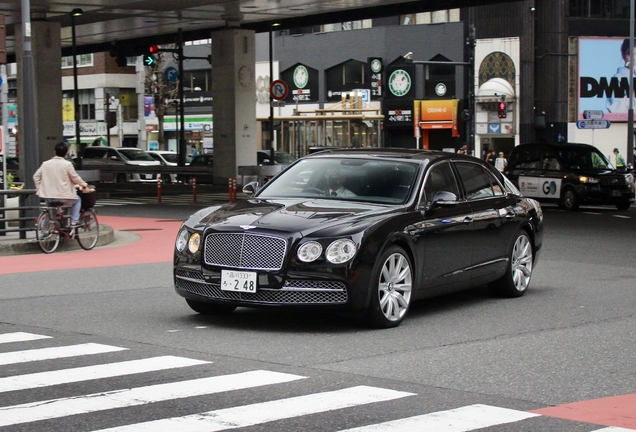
[506,142,635,211]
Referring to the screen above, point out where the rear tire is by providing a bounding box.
[492,230,533,298]
[616,199,631,211]
[186,299,237,315]
[36,211,60,254]
[76,210,99,250]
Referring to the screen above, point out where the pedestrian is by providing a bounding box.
[486,149,497,166]
[33,142,92,227]
[190,145,199,158]
[494,151,507,173]
[613,148,626,170]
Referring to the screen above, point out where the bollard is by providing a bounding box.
[192,177,197,204]
[228,177,234,202]
[232,177,237,202]
[157,174,162,204]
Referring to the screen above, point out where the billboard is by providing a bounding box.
[579,37,636,121]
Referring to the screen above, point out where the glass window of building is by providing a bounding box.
[570,0,630,18]
[61,53,94,68]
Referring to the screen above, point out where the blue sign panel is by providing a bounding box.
[164,67,178,82]
[576,120,611,129]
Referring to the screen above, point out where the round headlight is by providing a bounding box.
[188,233,201,253]
[297,241,323,263]
[325,239,357,264]
[176,228,189,252]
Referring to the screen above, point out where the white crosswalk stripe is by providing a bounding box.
[0,370,305,427]
[0,355,209,393]
[1,331,634,432]
[92,386,415,432]
[0,343,127,366]
[95,193,230,207]
[338,404,540,431]
[0,332,52,344]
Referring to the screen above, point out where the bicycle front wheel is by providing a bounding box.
[76,210,99,250]
[36,211,60,254]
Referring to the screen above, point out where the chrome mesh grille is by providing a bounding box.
[204,233,286,270]
[175,270,347,304]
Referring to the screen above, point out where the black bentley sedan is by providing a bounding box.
[174,148,543,328]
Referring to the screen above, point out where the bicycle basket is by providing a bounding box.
[79,190,97,209]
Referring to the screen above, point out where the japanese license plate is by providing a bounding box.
[221,270,257,293]
[611,190,621,197]
[145,174,152,179]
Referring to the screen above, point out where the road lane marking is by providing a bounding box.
[0,370,305,427]
[0,343,128,366]
[338,404,539,431]
[91,386,414,432]
[0,355,209,393]
[0,332,52,344]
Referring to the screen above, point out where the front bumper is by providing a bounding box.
[174,267,352,309]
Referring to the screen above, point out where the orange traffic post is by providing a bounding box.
[192,177,197,204]
[157,174,162,204]
[228,177,234,202]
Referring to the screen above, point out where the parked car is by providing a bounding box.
[82,146,160,183]
[147,150,180,183]
[506,142,636,211]
[173,148,543,328]
[185,150,295,184]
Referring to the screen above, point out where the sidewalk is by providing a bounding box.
[0,224,116,256]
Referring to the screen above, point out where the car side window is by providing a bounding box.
[542,151,562,171]
[455,163,495,201]
[421,162,460,206]
[511,146,541,169]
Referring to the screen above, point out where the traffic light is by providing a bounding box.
[109,41,130,67]
[142,45,159,67]
[498,101,507,118]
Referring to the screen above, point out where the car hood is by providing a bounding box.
[192,198,399,236]
[125,160,161,166]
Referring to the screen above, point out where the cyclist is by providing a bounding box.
[33,142,92,227]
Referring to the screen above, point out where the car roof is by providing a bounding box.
[303,147,470,163]
[517,142,598,150]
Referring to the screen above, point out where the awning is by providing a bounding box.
[66,136,108,145]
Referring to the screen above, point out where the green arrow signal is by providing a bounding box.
[143,54,156,66]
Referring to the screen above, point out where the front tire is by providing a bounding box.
[186,299,237,315]
[492,230,534,297]
[364,246,413,329]
[76,210,99,250]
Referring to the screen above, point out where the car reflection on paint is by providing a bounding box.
[173,148,543,328]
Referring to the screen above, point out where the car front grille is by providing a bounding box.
[600,176,627,186]
[175,269,347,304]
[203,233,287,270]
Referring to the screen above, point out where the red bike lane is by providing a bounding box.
[0,215,182,275]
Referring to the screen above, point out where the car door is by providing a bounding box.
[408,161,474,293]
[453,161,518,281]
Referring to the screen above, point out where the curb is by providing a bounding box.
[0,224,115,256]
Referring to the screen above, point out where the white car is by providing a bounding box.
[147,151,181,183]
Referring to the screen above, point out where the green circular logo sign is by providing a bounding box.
[293,65,309,89]
[388,69,411,97]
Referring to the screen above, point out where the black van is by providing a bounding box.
[506,142,635,211]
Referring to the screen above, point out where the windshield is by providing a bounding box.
[161,153,179,163]
[257,157,419,204]
[274,152,296,164]
[118,149,156,162]
[558,148,612,170]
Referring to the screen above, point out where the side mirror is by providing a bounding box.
[242,181,260,197]
[432,191,459,207]
[110,156,118,161]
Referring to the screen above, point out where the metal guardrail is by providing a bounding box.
[0,189,39,239]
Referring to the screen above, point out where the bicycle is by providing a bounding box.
[35,191,99,254]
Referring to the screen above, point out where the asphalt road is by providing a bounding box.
[0,198,635,432]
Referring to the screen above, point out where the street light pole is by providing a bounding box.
[70,8,83,166]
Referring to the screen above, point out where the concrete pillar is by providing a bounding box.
[211,28,257,186]
[15,20,63,169]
